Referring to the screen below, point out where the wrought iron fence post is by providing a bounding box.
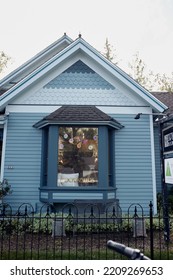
[149,201,154,260]
[163,201,170,242]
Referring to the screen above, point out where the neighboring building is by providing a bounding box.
[151,92,173,116]
[151,92,173,196]
[0,34,167,213]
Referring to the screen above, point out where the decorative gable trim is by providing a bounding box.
[0,36,167,113]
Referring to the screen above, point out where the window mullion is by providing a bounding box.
[47,125,58,188]
[98,126,109,189]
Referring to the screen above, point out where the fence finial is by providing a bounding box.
[133,206,138,217]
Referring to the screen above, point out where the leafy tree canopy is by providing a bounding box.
[103,39,173,92]
[103,38,119,65]
[128,52,173,92]
[0,51,11,75]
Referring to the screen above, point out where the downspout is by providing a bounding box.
[149,115,157,214]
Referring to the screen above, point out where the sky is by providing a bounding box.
[0,0,173,79]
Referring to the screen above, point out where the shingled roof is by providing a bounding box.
[34,105,123,129]
[151,92,173,114]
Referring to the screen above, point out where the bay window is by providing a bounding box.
[34,105,123,203]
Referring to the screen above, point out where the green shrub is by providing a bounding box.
[0,212,172,235]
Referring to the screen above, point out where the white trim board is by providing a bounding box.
[6,105,153,115]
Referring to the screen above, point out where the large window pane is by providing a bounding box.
[58,127,98,186]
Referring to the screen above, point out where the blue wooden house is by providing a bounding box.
[0,34,167,213]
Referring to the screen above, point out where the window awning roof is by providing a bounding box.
[34,105,124,129]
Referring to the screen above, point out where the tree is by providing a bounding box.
[102,38,173,92]
[154,72,173,92]
[0,51,10,75]
[103,38,119,64]
[128,52,153,90]
[128,52,173,92]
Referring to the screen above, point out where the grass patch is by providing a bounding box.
[2,249,173,260]
[0,249,125,260]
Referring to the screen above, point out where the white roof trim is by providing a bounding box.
[0,34,73,88]
[0,36,167,112]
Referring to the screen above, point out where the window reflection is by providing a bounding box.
[58,127,98,186]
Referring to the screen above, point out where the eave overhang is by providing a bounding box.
[33,120,123,130]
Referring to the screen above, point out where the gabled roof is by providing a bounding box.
[0,33,73,94]
[0,34,168,113]
[34,105,123,129]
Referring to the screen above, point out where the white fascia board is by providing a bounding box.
[6,105,153,115]
[0,34,73,87]
[97,106,153,115]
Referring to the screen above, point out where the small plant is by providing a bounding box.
[0,179,12,199]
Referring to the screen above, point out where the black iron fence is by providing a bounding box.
[0,201,173,260]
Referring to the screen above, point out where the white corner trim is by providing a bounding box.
[150,114,157,214]
[0,118,8,181]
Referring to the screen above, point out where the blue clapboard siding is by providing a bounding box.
[3,112,46,212]
[154,124,162,193]
[3,111,156,213]
[113,114,153,212]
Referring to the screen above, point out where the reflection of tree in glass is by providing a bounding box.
[58,127,98,178]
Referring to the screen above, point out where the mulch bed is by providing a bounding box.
[1,231,172,253]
